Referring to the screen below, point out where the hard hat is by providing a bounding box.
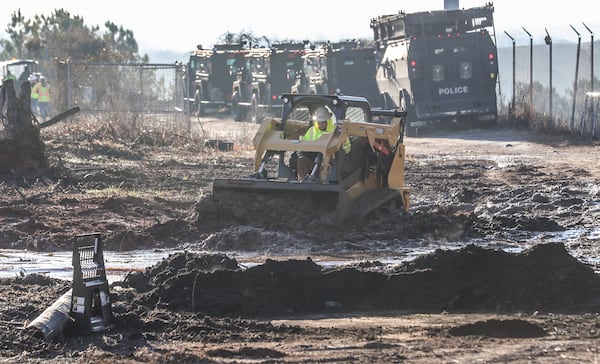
[314,106,332,122]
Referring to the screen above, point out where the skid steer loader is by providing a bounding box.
[212,93,410,220]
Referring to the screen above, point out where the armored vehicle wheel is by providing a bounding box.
[195,88,205,117]
[231,91,244,122]
[406,125,418,137]
[248,94,258,123]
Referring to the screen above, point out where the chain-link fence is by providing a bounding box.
[498,39,600,137]
[53,61,190,133]
[580,92,600,138]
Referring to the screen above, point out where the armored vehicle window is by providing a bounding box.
[252,58,267,74]
[225,58,237,67]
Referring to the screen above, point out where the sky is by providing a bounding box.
[4,0,599,55]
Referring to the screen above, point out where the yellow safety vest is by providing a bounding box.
[31,83,39,100]
[301,118,351,153]
[302,118,335,141]
[38,84,50,102]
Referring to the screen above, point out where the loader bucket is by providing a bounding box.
[212,178,342,207]
[210,177,343,224]
[213,178,341,194]
[211,177,406,222]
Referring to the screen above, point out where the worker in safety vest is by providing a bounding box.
[35,76,51,121]
[29,75,40,119]
[296,106,351,181]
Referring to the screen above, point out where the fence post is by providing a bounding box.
[67,61,72,110]
[583,23,594,93]
[522,27,534,127]
[594,94,599,138]
[504,31,516,123]
[545,29,553,120]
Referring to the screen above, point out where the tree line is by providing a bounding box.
[1,9,146,64]
[0,8,293,66]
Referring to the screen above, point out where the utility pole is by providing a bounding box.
[522,27,534,125]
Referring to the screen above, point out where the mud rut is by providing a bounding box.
[1,124,599,362]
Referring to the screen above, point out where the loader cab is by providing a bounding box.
[279,93,372,140]
[1,59,39,95]
[282,103,335,139]
[273,94,375,182]
[281,93,371,124]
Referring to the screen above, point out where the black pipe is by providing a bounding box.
[26,290,73,341]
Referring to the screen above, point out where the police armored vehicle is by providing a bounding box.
[370,3,498,135]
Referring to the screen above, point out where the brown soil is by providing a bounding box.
[1,118,600,363]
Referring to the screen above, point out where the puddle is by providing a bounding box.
[2,227,599,282]
[0,249,174,283]
[0,248,412,283]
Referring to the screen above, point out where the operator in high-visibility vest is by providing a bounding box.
[36,76,51,121]
[296,106,351,181]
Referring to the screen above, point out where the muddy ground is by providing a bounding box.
[1,117,600,363]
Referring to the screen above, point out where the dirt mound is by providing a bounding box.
[448,319,547,338]
[120,243,600,317]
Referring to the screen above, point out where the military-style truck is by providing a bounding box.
[321,41,381,108]
[370,3,499,135]
[291,40,381,108]
[291,45,328,96]
[187,43,249,116]
[230,41,306,122]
